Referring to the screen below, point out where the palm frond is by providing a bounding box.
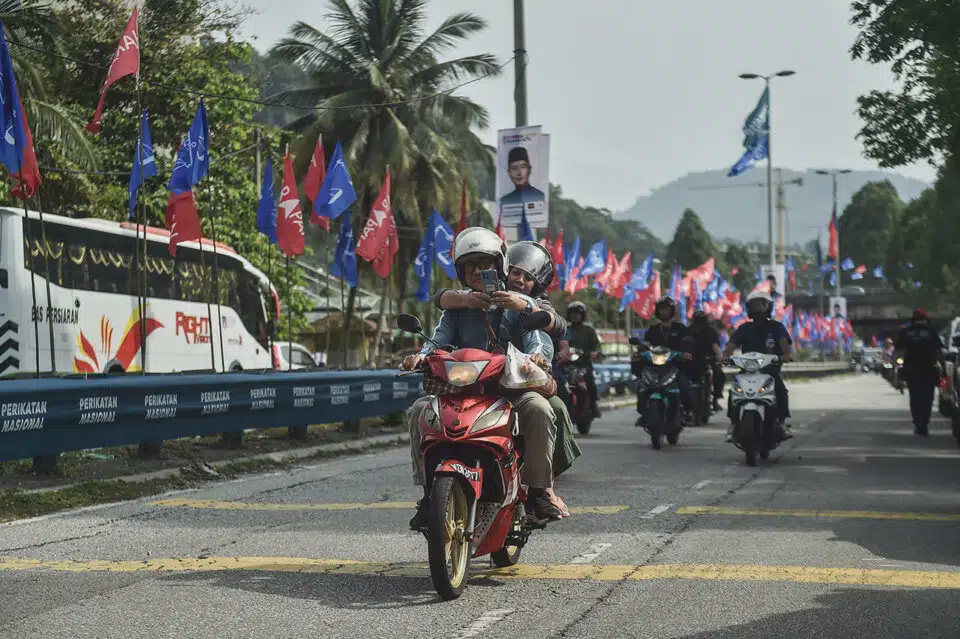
[26,99,98,170]
[401,12,488,70]
[411,54,501,90]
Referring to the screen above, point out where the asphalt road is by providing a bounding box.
[2,373,960,639]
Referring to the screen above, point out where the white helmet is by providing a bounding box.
[452,227,508,286]
[746,290,773,318]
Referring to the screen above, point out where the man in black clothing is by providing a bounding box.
[635,297,694,424]
[564,301,602,418]
[894,309,946,435]
[691,310,724,411]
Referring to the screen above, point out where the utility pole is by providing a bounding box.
[513,0,528,127]
[776,169,803,262]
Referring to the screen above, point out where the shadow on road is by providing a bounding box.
[677,588,959,639]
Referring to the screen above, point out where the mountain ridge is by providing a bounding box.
[616,167,931,244]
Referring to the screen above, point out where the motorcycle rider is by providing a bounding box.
[563,301,603,419]
[894,309,946,435]
[691,310,724,412]
[637,296,694,425]
[402,228,562,527]
[720,290,793,442]
[433,240,579,517]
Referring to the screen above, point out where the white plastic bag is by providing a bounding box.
[500,343,549,390]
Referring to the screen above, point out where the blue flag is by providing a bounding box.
[414,215,436,302]
[815,240,823,270]
[519,208,535,242]
[331,209,358,288]
[563,236,581,284]
[314,141,357,221]
[619,268,645,312]
[636,253,654,287]
[0,26,28,176]
[742,87,770,149]
[820,259,835,275]
[431,212,457,279]
[677,293,687,325]
[168,101,209,194]
[851,271,863,281]
[728,135,768,177]
[128,111,157,221]
[841,257,855,271]
[829,271,837,287]
[256,157,277,244]
[580,240,606,277]
[873,266,885,279]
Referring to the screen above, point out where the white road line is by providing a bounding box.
[455,609,515,639]
[640,504,673,519]
[692,480,713,491]
[569,543,612,565]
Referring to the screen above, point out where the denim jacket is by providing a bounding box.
[420,293,554,361]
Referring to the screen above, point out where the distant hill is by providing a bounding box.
[616,168,931,244]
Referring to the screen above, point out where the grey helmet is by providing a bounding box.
[452,227,508,286]
[567,300,588,321]
[745,290,773,319]
[507,241,554,296]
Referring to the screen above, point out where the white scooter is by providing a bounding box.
[728,352,782,466]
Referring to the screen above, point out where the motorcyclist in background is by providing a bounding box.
[691,310,724,412]
[563,302,603,418]
[402,228,561,527]
[638,297,694,425]
[720,290,793,442]
[894,309,946,436]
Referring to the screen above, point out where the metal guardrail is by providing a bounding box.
[0,362,850,465]
[0,370,422,464]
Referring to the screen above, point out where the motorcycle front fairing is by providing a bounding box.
[729,352,780,425]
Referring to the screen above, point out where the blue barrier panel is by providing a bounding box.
[0,370,424,463]
[594,363,634,395]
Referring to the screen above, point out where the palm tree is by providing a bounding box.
[1,0,97,170]
[271,0,500,363]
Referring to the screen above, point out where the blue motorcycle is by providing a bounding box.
[630,341,685,450]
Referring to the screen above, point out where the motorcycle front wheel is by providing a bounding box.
[648,401,664,450]
[427,476,471,600]
[737,412,761,467]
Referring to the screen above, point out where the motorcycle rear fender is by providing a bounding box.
[434,460,484,500]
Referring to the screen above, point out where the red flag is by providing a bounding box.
[165,191,201,257]
[494,206,506,242]
[87,10,140,133]
[593,249,617,290]
[277,153,305,257]
[608,252,633,299]
[681,258,715,299]
[547,230,564,292]
[356,171,395,266]
[457,179,468,237]
[828,209,839,259]
[540,228,552,252]
[373,212,399,278]
[10,94,40,200]
[730,267,740,277]
[855,264,867,274]
[789,270,796,290]
[631,272,661,319]
[305,138,329,230]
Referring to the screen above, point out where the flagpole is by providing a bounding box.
[285,255,293,371]
[21,198,40,377]
[205,174,226,372]
[340,268,347,367]
[135,66,148,374]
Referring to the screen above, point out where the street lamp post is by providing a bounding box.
[739,70,796,271]
[513,0,528,127]
[815,169,852,356]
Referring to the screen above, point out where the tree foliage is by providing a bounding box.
[548,184,663,258]
[665,209,716,270]
[837,180,903,268]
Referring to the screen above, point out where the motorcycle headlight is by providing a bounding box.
[734,385,744,394]
[468,409,507,434]
[444,360,488,386]
[651,353,669,366]
[896,358,904,365]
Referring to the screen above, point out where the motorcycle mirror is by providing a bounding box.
[521,310,552,332]
[397,313,423,335]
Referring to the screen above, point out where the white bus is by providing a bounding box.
[0,208,279,376]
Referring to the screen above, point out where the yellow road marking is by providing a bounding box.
[0,556,957,589]
[150,499,628,515]
[677,506,960,523]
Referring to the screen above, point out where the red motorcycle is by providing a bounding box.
[397,313,550,600]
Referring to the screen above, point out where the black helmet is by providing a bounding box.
[507,241,554,296]
[567,301,587,321]
[451,227,508,287]
[654,296,677,320]
[693,310,708,326]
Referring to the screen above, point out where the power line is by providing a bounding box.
[8,38,514,113]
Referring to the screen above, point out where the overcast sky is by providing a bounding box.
[238,0,934,213]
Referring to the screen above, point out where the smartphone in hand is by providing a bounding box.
[480,269,502,295]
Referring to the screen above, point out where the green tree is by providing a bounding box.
[723,243,756,292]
[665,209,716,271]
[270,0,501,357]
[837,180,903,269]
[850,0,960,166]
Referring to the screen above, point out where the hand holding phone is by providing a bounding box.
[480,269,502,294]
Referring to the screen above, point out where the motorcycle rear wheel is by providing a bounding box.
[427,476,471,600]
[491,544,522,567]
